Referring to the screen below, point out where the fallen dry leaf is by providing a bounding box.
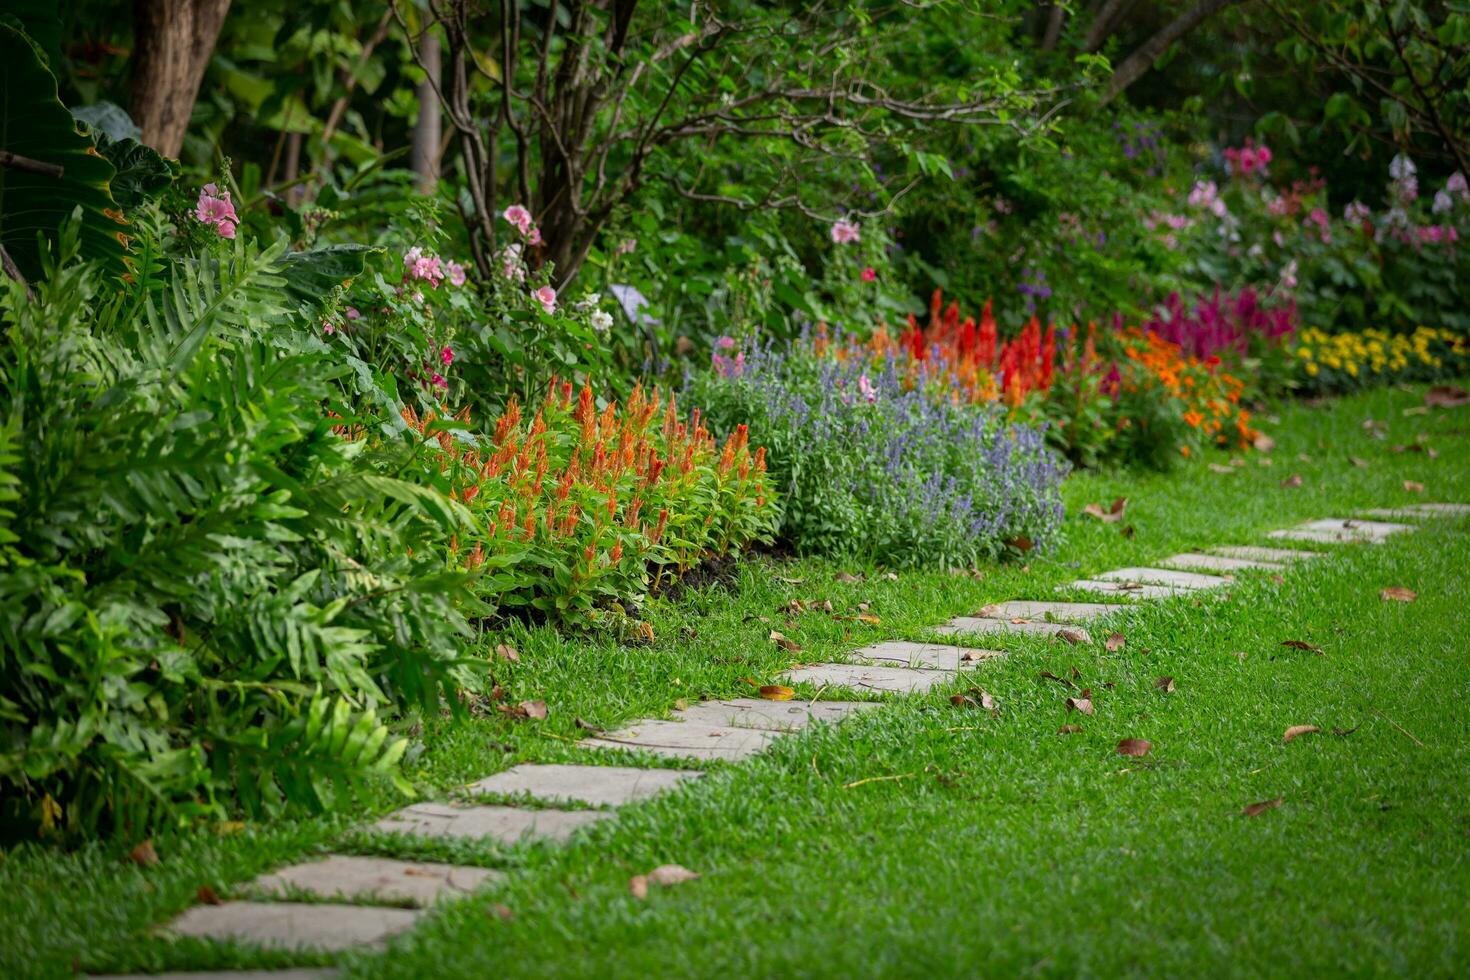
[1057,724,1084,734]
[855,613,881,625]
[1116,738,1152,757]
[1154,676,1175,693]
[1082,497,1128,523]
[1066,697,1094,715]
[1425,384,1470,408]
[574,717,604,732]
[196,885,222,905]
[836,571,863,583]
[127,840,159,867]
[1284,724,1320,743]
[1208,463,1234,474]
[1253,433,1276,453]
[629,875,648,900]
[519,699,547,720]
[631,863,700,899]
[1332,725,1359,737]
[1230,456,1247,467]
[1281,639,1322,652]
[1105,632,1126,652]
[759,685,795,701]
[1280,473,1304,488]
[1039,670,1079,691]
[1056,628,1088,646]
[1120,525,1136,539]
[493,643,520,663]
[1379,587,1417,603]
[488,903,515,921]
[1349,456,1370,469]
[1230,651,1248,660]
[1241,797,1284,817]
[1403,480,1424,493]
[769,630,801,653]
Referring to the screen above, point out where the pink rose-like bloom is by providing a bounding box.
[715,335,737,350]
[861,267,877,282]
[345,306,361,320]
[440,346,455,366]
[403,247,444,287]
[503,204,533,235]
[532,285,557,314]
[857,374,877,404]
[446,261,467,287]
[527,227,543,246]
[431,373,448,390]
[830,219,861,244]
[194,183,239,239]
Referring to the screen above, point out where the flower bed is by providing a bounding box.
[1292,326,1470,394]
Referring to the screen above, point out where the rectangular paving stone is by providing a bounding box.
[167,902,420,952]
[782,662,954,695]
[1094,567,1232,589]
[466,763,702,807]
[581,720,777,761]
[1064,580,1190,600]
[935,618,1092,642]
[674,697,878,732]
[974,600,1127,622]
[1267,517,1415,544]
[375,802,610,843]
[852,640,1004,670]
[249,855,500,907]
[1210,545,1323,563]
[91,972,339,980]
[1157,553,1284,573]
[1407,502,1470,515]
[1361,503,1470,520]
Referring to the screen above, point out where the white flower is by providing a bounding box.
[590,310,613,332]
[1433,190,1454,214]
[1389,154,1417,181]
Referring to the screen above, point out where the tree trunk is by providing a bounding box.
[1041,4,1066,51]
[129,0,233,158]
[1100,0,1241,105]
[1084,0,1130,52]
[411,30,441,194]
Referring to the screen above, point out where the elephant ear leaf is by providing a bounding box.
[0,20,128,281]
[278,243,383,310]
[93,135,178,209]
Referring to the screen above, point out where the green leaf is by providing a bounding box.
[278,243,383,309]
[93,136,177,209]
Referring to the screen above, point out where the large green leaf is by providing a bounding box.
[94,136,178,209]
[277,243,383,309]
[0,21,126,281]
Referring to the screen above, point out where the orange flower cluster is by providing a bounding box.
[1116,329,1256,450]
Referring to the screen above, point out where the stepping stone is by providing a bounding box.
[581,720,777,761]
[1407,503,1470,515]
[853,640,1003,670]
[674,697,878,731]
[375,802,610,843]
[1064,580,1191,600]
[166,901,420,952]
[1361,503,1470,520]
[782,662,954,695]
[974,600,1126,622]
[1094,567,1231,589]
[936,618,1092,642]
[249,854,499,907]
[91,972,338,980]
[1267,518,1415,544]
[1158,553,1283,573]
[1210,545,1322,563]
[466,763,702,807]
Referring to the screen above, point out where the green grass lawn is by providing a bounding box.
[3,381,1469,978]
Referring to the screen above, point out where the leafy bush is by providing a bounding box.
[389,379,777,628]
[0,223,478,839]
[687,337,1068,567]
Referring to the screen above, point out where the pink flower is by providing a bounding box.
[857,374,877,403]
[503,204,533,235]
[322,319,335,335]
[527,227,543,246]
[403,247,444,286]
[830,219,861,244]
[715,335,737,350]
[345,306,361,320]
[616,238,638,255]
[440,346,455,366]
[861,267,877,282]
[430,373,448,390]
[194,183,239,239]
[446,261,467,287]
[532,285,557,314]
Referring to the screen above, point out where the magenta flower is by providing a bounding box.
[345,306,361,320]
[830,219,861,244]
[440,346,455,367]
[503,204,533,235]
[430,373,448,390]
[532,285,557,314]
[857,373,877,403]
[194,183,239,239]
[861,267,877,282]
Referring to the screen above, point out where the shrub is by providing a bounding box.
[390,379,777,627]
[0,223,478,838]
[687,337,1068,567]
[1292,326,1470,394]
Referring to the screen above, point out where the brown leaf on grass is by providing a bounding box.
[1426,384,1470,407]
[1280,473,1304,488]
[759,685,795,701]
[960,649,997,663]
[855,613,881,625]
[1281,640,1322,652]
[1349,456,1370,469]
[518,699,547,720]
[1253,433,1276,453]
[1082,497,1128,523]
[1284,725,1320,743]
[629,875,649,900]
[1332,726,1359,737]
[769,630,801,653]
[783,599,808,615]
[1379,587,1417,602]
[127,840,159,867]
[1230,651,1248,660]
[488,903,515,921]
[951,687,998,711]
[575,717,605,732]
[493,643,520,663]
[835,571,863,583]
[674,336,696,357]
[196,885,222,905]
[1005,535,1034,552]
[1105,632,1126,652]
[1241,797,1283,817]
[1403,480,1424,493]
[1208,463,1234,474]
[1257,457,1274,466]
[1056,628,1088,646]
[1066,697,1094,715]
[1154,676,1175,693]
[1270,574,1285,585]
[1039,670,1079,691]
[883,572,899,581]
[1120,525,1136,539]
[1230,456,1247,467]
[632,864,701,898]
[1116,738,1152,757]
[1057,724,1084,734]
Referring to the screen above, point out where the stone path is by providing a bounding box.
[112,501,1466,978]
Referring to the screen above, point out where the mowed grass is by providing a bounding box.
[2,381,1467,978]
